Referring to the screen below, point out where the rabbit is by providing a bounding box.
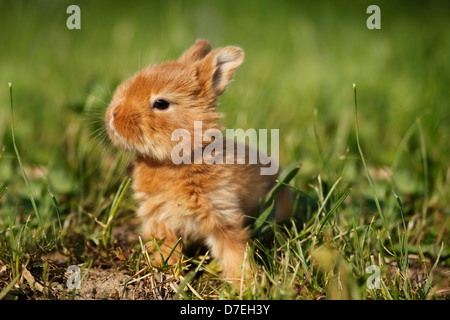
[105,40,293,281]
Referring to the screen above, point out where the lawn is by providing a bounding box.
[0,0,449,300]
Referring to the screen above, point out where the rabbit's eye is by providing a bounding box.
[153,99,170,110]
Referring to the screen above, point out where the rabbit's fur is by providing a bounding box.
[105,40,292,280]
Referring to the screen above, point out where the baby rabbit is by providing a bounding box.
[105,40,292,280]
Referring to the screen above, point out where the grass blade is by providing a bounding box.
[416,118,429,224]
[314,176,342,225]
[102,177,132,249]
[253,200,275,231]
[318,187,351,233]
[353,84,398,262]
[353,84,385,227]
[0,186,7,199]
[164,237,183,266]
[392,190,408,272]
[174,271,196,300]
[0,274,20,300]
[263,165,300,205]
[48,188,63,239]
[9,83,46,240]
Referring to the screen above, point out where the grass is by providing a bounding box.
[0,0,449,300]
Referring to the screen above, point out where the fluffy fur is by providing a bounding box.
[105,40,292,280]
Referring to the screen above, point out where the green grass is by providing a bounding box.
[0,0,449,300]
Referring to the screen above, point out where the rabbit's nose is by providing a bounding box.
[112,110,119,118]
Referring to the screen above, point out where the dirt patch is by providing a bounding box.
[75,268,129,300]
[1,254,183,300]
[62,220,183,300]
[387,261,450,298]
[73,267,180,300]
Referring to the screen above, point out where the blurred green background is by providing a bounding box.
[0,0,449,228]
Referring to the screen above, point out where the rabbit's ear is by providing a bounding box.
[178,40,211,64]
[198,46,244,96]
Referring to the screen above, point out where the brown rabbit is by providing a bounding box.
[105,40,292,280]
